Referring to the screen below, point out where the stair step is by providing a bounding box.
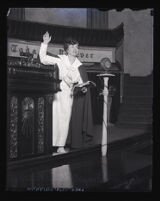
[124,80,152,85]
[124,76,153,82]
[116,75,153,128]
[124,85,152,91]
[119,109,152,116]
[123,97,153,104]
[116,120,152,125]
[120,103,153,109]
[116,122,152,129]
[123,79,152,88]
[118,117,153,124]
[124,83,153,89]
[118,116,152,122]
[123,89,153,96]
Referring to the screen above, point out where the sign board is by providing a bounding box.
[8,38,115,63]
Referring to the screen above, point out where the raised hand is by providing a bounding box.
[43,31,52,44]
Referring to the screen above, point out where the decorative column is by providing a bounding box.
[97,73,115,156]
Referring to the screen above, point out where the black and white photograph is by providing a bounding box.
[5,8,153,192]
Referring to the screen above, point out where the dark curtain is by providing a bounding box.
[87,8,108,30]
[8,8,25,21]
[67,66,94,149]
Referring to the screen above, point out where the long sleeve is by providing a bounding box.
[39,43,61,65]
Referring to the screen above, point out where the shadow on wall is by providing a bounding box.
[108,8,153,76]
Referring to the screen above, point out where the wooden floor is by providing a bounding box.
[6,130,152,192]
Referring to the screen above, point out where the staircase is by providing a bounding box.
[116,74,153,130]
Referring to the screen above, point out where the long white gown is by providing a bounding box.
[39,43,83,146]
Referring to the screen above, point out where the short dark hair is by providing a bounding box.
[63,37,79,52]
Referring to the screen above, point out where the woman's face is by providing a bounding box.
[67,44,79,57]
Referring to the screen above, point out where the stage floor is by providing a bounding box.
[6,131,152,192]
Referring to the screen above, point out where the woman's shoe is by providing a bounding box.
[57,147,67,153]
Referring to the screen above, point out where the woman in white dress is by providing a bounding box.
[39,32,84,153]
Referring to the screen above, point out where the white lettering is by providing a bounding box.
[90,53,94,58]
[11,44,17,52]
[80,53,84,58]
[8,39,115,63]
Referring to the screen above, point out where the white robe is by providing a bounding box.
[39,43,83,146]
